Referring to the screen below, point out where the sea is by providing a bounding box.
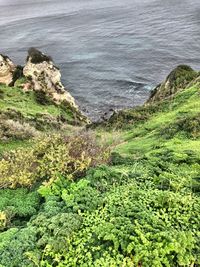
[0,0,199,119]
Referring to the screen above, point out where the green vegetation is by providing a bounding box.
[148,65,199,103]
[0,83,86,154]
[0,67,200,266]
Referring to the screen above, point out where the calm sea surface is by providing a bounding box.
[0,0,199,119]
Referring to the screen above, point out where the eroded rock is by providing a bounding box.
[23,48,77,108]
[0,54,15,86]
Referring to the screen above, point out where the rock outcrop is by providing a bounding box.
[0,55,15,86]
[0,48,89,125]
[147,65,198,103]
[23,48,77,108]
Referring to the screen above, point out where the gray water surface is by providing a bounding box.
[0,0,199,119]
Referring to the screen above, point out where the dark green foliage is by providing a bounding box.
[160,113,200,139]
[0,189,41,228]
[166,65,196,87]
[30,211,82,252]
[0,154,200,266]
[89,95,178,130]
[89,105,152,130]
[34,90,53,105]
[0,227,37,267]
[35,161,200,266]
[61,180,103,212]
[110,152,135,165]
[0,89,4,99]
[147,65,198,103]
[9,65,24,87]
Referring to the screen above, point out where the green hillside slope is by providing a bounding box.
[0,81,87,153]
[0,67,200,267]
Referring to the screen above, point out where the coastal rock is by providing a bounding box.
[0,54,15,86]
[147,65,198,103]
[23,48,77,108]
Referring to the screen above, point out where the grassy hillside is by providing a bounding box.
[0,69,200,266]
[115,83,200,157]
[0,81,86,153]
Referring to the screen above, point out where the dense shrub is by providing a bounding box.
[0,188,40,229]
[0,132,111,189]
[0,227,37,267]
[160,113,200,139]
[0,155,200,266]
[0,148,38,188]
[39,179,200,267]
[30,212,82,252]
[60,100,88,126]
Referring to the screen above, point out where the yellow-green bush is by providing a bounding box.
[0,132,111,189]
[0,211,7,231]
[0,149,37,188]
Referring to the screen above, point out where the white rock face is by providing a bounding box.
[23,51,77,108]
[0,55,15,85]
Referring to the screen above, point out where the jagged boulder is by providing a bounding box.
[147,65,198,103]
[0,54,15,86]
[23,48,77,108]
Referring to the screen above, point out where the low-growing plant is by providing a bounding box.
[0,188,41,229]
[0,118,38,141]
[160,113,200,139]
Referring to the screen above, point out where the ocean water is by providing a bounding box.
[0,0,199,119]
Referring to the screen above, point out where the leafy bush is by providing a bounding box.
[0,132,110,189]
[0,188,40,229]
[30,212,82,252]
[40,183,200,267]
[0,212,8,231]
[0,227,37,267]
[0,148,38,188]
[0,159,200,266]
[160,113,200,139]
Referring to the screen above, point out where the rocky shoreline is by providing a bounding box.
[1,49,199,126]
